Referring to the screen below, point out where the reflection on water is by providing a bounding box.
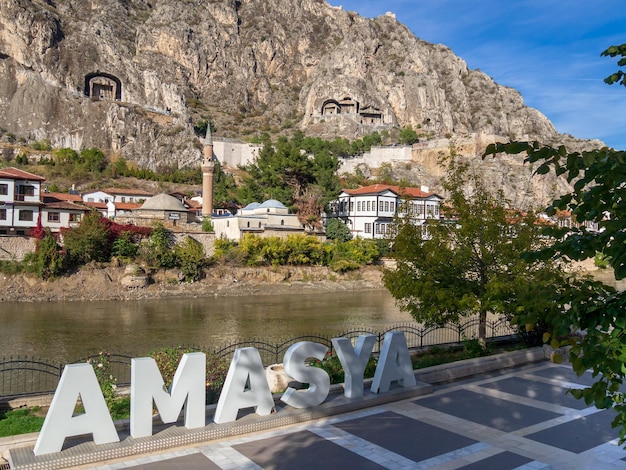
[0,290,411,362]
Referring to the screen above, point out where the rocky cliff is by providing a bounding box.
[0,0,600,172]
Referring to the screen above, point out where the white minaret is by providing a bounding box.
[201,125,215,218]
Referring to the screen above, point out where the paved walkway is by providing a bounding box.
[76,362,626,470]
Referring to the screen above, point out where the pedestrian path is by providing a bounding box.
[85,363,626,470]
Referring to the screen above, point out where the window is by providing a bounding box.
[281,219,284,226]
[390,202,395,212]
[349,201,354,212]
[69,213,80,223]
[384,201,389,212]
[379,201,383,211]
[0,208,5,220]
[17,185,34,197]
[47,212,60,222]
[366,201,371,211]
[357,201,361,212]
[364,223,372,234]
[18,210,34,221]
[0,184,7,196]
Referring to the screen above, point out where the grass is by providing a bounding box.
[0,407,45,437]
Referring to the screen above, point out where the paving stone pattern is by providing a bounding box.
[16,363,626,469]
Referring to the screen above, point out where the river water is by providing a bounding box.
[0,289,412,362]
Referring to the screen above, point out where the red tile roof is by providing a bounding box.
[83,201,108,209]
[43,192,83,203]
[44,201,90,211]
[343,184,435,198]
[0,167,46,181]
[115,202,142,210]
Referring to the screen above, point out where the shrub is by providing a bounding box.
[325,218,352,242]
[174,236,205,282]
[142,223,176,268]
[111,230,138,261]
[24,230,65,279]
[86,352,117,413]
[202,218,214,232]
[62,211,111,265]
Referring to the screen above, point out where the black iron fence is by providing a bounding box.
[1,317,516,399]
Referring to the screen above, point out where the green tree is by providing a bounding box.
[25,230,65,279]
[62,211,111,265]
[174,236,205,282]
[399,125,419,145]
[325,218,352,242]
[142,223,176,268]
[384,155,562,347]
[111,231,138,261]
[80,148,108,173]
[483,43,626,442]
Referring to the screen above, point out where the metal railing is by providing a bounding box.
[0,317,516,399]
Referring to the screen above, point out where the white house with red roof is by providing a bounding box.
[327,184,443,239]
[0,167,45,235]
[41,192,90,232]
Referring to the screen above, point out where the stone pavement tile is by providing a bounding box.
[415,389,562,432]
[455,451,533,469]
[123,452,220,469]
[332,410,478,463]
[530,364,597,387]
[200,443,262,470]
[232,430,386,470]
[525,409,621,454]
[479,376,589,410]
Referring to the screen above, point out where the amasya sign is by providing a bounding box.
[33,332,416,456]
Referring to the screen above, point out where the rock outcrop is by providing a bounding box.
[0,0,601,173]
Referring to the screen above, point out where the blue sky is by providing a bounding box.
[333,1,626,149]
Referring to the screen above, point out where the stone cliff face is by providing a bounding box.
[0,0,598,173]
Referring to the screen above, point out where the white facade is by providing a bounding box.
[0,167,44,235]
[42,202,88,233]
[82,190,114,204]
[212,200,304,241]
[327,184,443,239]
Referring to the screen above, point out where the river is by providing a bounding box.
[0,289,412,362]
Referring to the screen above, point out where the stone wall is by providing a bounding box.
[339,145,413,173]
[0,236,36,261]
[213,139,261,168]
[171,232,216,257]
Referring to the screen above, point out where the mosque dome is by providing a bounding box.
[140,193,187,211]
[259,199,287,209]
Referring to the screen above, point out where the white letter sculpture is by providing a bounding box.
[332,335,376,398]
[281,341,330,408]
[130,352,206,438]
[214,347,275,424]
[34,363,119,456]
[371,331,416,393]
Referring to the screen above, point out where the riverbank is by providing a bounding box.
[0,264,386,303]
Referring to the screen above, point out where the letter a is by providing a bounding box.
[214,348,275,424]
[34,364,119,456]
[371,331,416,393]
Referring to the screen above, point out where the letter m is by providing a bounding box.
[130,352,206,438]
